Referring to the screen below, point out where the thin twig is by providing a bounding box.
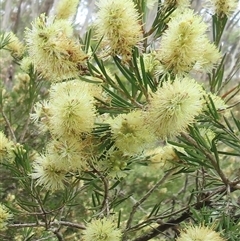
[176,174,188,197]
[52,229,64,241]
[8,221,86,230]
[127,183,232,233]
[133,211,190,241]
[93,168,110,216]
[56,221,86,230]
[8,222,41,228]
[125,170,174,231]
[131,183,240,241]
[221,84,239,99]
[120,191,148,214]
[1,108,17,142]
[32,186,50,229]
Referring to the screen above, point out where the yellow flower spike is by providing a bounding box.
[194,39,221,72]
[109,110,156,155]
[46,138,89,171]
[0,204,12,231]
[138,52,163,77]
[31,153,67,191]
[48,80,97,138]
[147,77,204,138]
[146,143,184,169]
[157,9,220,74]
[177,225,226,241]
[4,32,25,59]
[20,57,33,72]
[25,14,87,81]
[0,131,14,162]
[95,0,142,61]
[55,0,79,20]
[199,127,216,148]
[82,217,122,241]
[208,0,239,16]
[30,100,51,133]
[204,93,228,111]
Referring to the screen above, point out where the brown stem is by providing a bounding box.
[52,229,64,241]
[8,221,86,230]
[221,85,239,99]
[1,108,17,143]
[133,211,190,241]
[122,170,174,241]
[92,167,110,216]
[132,183,239,241]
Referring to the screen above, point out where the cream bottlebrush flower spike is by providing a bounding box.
[46,138,89,171]
[48,80,97,139]
[20,57,33,73]
[208,0,239,16]
[176,225,226,241]
[138,52,164,77]
[146,144,181,166]
[31,153,67,191]
[30,100,50,133]
[194,38,221,73]
[147,77,204,138]
[204,92,228,111]
[0,131,14,162]
[55,0,79,20]
[4,32,25,59]
[0,204,12,231]
[25,14,88,81]
[199,127,216,148]
[109,110,156,155]
[82,217,122,241]
[157,9,221,74]
[95,0,142,61]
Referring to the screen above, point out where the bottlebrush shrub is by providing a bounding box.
[0,0,240,240]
